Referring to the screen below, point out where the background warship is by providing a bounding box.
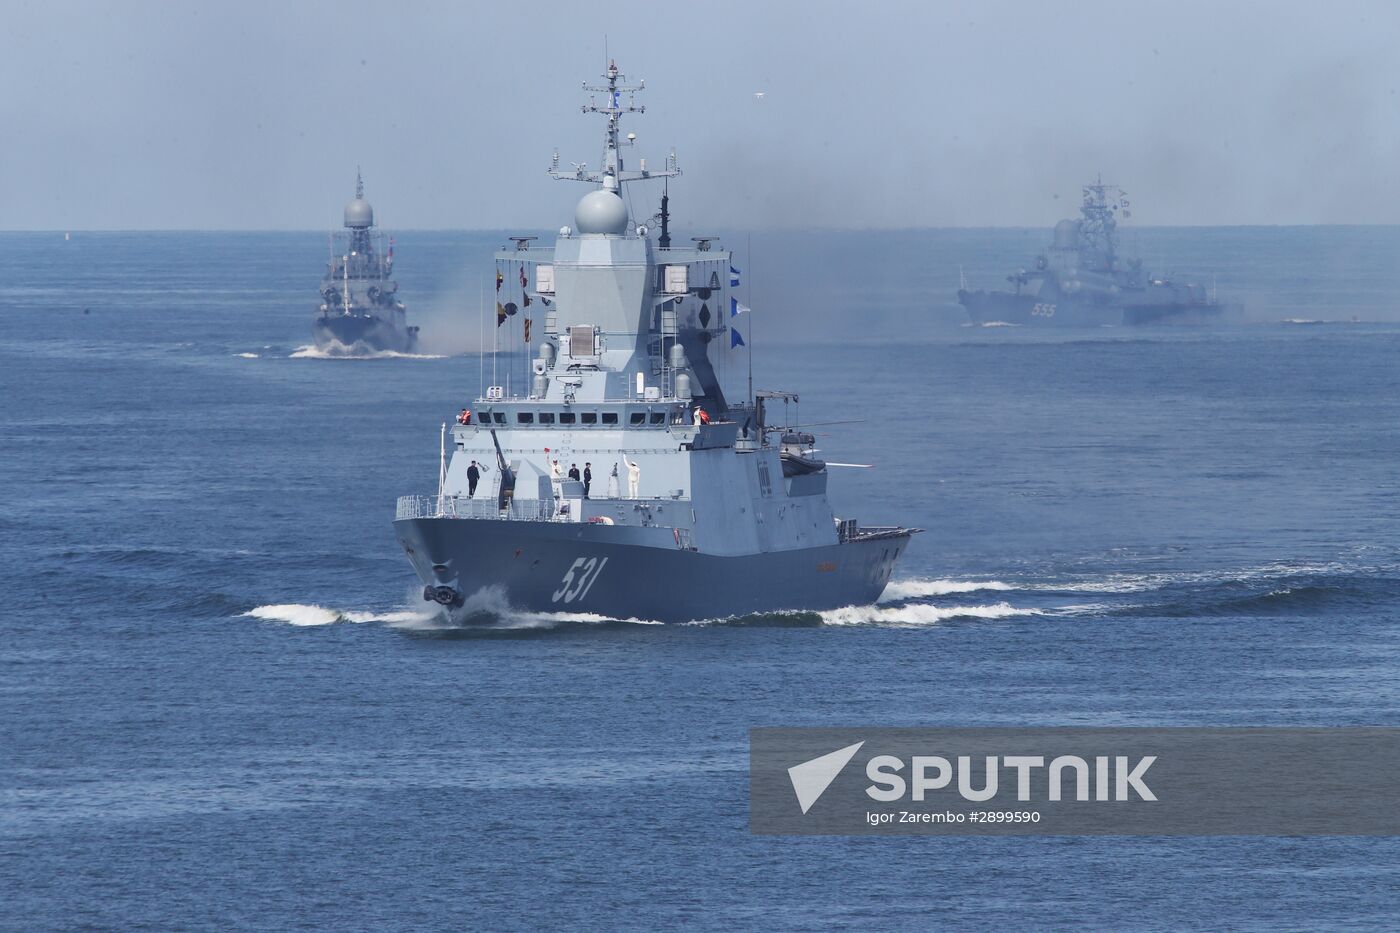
[392,61,916,623]
[957,180,1242,326]
[313,172,418,352]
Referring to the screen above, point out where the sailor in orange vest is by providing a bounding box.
[457,408,472,425]
[692,405,710,427]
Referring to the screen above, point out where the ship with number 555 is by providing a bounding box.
[390,60,917,623]
[957,179,1242,326]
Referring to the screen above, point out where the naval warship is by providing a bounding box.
[313,172,418,352]
[392,61,917,623]
[957,180,1241,326]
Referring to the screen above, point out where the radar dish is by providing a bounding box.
[574,190,629,235]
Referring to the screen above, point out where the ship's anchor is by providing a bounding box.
[424,584,464,608]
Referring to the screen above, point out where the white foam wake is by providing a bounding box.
[235,352,260,359]
[878,578,1014,602]
[289,344,445,360]
[818,601,1037,627]
[442,585,662,629]
[1033,560,1370,595]
[243,587,664,632]
[243,603,439,627]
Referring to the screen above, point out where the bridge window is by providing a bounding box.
[601,412,618,425]
[630,413,646,426]
[494,412,506,424]
[539,412,556,425]
[649,412,665,425]
[517,412,534,424]
[559,412,576,425]
[581,412,598,425]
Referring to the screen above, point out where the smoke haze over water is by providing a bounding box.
[4,0,1399,231]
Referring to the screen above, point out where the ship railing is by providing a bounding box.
[395,495,557,522]
[835,519,917,543]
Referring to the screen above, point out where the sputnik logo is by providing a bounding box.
[787,741,865,814]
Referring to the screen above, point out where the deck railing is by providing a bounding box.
[396,495,556,522]
[396,494,693,524]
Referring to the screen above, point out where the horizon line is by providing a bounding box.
[6,222,1400,235]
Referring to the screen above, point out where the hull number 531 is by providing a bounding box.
[552,556,609,604]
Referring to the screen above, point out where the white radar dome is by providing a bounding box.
[574,189,629,235]
[344,198,374,228]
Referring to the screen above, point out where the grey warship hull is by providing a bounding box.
[313,313,419,353]
[958,289,1241,327]
[958,289,1117,327]
[395,512,911,623]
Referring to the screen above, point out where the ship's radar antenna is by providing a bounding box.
[549,60,681,192]
[356,166,364,200]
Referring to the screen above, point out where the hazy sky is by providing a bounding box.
[4,0,1398,230]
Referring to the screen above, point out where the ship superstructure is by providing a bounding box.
[392,61,916,622]
[957,180,1241,326]
[314,172,418,352]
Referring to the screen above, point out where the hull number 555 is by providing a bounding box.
[552,556,609,604]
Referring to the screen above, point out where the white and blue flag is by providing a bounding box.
[730,265,741,287]
[730,297,750,317]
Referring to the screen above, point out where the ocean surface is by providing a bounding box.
[4,227,1400,930]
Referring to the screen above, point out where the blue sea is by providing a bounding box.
[4,227,1400,930]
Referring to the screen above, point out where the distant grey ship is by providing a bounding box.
[958,180,1241,326]
[314,172,418,352]
[392,61,917,623]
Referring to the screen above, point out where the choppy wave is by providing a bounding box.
[243,603,438,627]
[1033,560,1387,594]
[878,578,1013,602]
[235,352,259,358]
[289,343,445,360]
[817,601,1037,627]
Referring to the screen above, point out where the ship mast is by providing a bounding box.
[549,60,680,193]
[1079,175,1129,271]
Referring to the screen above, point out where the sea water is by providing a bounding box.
[2,229,1400,929]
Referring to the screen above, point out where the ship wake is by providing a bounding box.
[816,601,1038,627]
[290,343,444,360]
[242,603,438,627]
[877,578,1014,601]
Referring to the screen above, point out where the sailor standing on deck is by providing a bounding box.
[583,463,592,499]
[607,463,620,499]
[624,455,641,499]
[550,458,563,500]
[466,460,481,497]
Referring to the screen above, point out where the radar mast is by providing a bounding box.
[548,60,681,193]
[1079,175,1130,270]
